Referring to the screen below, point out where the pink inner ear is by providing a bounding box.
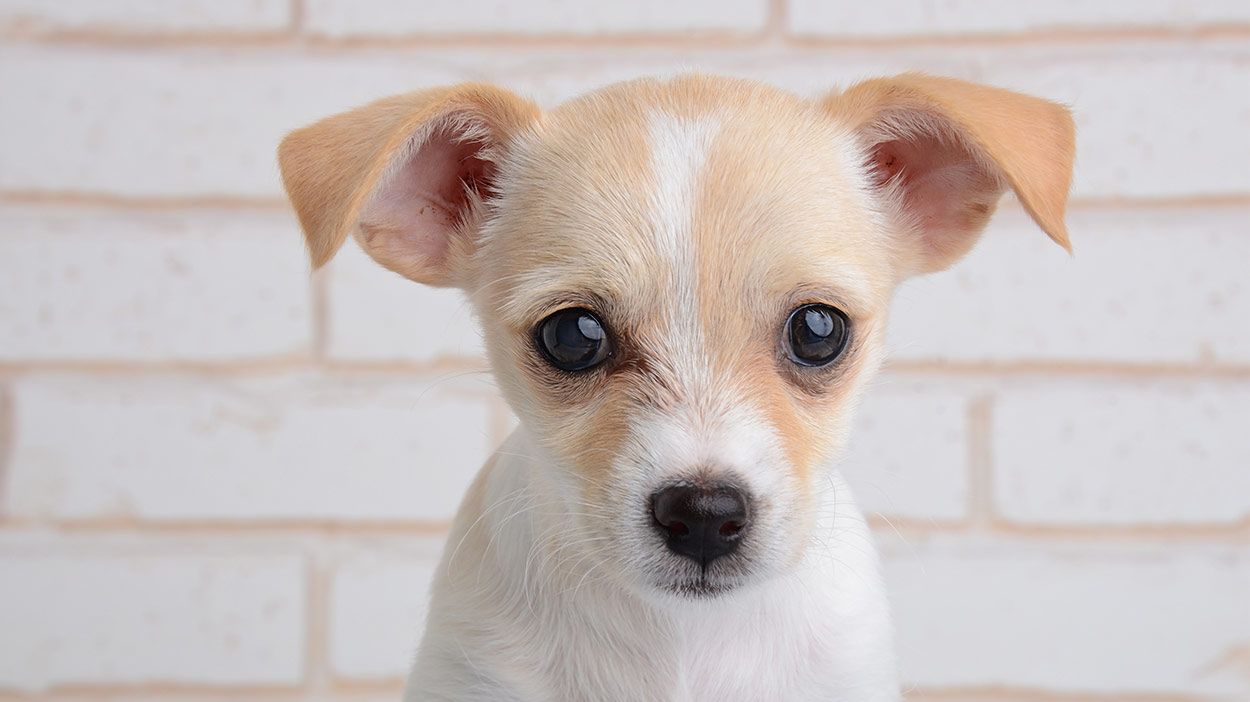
[869,140,907,186]
[357,127,493,283]
[869,135,1001,266]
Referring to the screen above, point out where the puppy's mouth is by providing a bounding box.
[653,569,752,599]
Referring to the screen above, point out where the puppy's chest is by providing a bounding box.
[666,603,831,701]
[514,579,838,702]
[537,609,830,702]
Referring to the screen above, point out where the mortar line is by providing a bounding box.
[783,23,1250,49]
[0,192,290,210]
[0,683,307,699]
[0,384,13,519]
[489,395,516,447]
[304,554,331,694]
[881,360,1250,380]
[323,678,407,695]
[4,514,1243,544]
[966,394,995,527]
[289,0,305,36]
[866,515,1250,543]
[1,518,455,536]
[310,267,330,361]
[0,672,1228,701]
[904,686,1229,702]
[0,28,773,50]
[0,358,493,377]
[764,0,788,43]
[1,23,1246,50]
[0,680,409,701]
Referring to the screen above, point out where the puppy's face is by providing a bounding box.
[279,73,1073,600]
[468,80,897,597]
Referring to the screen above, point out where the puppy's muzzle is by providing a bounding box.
[650,484,749,568]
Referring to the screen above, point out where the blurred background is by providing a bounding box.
[0,2,1247,701]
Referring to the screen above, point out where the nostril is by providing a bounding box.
[718,520,743,538]
[663,519,689,537]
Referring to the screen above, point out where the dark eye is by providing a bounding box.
[786,303,850,367]
[536,308,612,372]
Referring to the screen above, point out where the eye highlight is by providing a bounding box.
[786,303,850,367]
[535,308,612,372]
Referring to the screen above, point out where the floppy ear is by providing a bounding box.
[825,73,1075,275]
[277,84,540,286]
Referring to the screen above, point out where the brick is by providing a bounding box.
[0,0,290,33]
[6,374,494,522]
[3,42,1242,201]
[0,46,466,198]
[329,540,443,680]
[883,536,1250,696]
[40,696,395,702]
[991,380,1250,526]
[789,0,1250,37]
[323,239,485,363]
[838,380,970,521]
[0,206,313,362]
[888,206,1250,364]
[304,0,768,36]
[0,534,304,691]
[978,41,1250,198]
[452,49,975,116]
[468,42,1250,200]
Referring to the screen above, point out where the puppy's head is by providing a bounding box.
[280,74,1073,599]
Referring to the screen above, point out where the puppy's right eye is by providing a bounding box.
[786,303,850,367]
[535,308,612,372]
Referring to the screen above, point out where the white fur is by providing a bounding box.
[407,430,897,702]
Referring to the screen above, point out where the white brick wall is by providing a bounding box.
[838,382,972,521]
[885,536,1250,696]
[0,0,292,34]
[328,539,443,681]
[0,2,1245,700]
[322,240,485,363]
[993,380,1250,526]
[788,0,1250,37]
[5,41,1245,201]
[888,205,1250,364]
[304,0,770,36]
[0,534,306,691]
[0,206,313,361]
[7,373,495,522]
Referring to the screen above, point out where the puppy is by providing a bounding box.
[278,73,1074,701]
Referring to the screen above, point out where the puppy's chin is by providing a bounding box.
[650,571,755,601]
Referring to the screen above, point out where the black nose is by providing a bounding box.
[651,484,749,567]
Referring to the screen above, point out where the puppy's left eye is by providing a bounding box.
[536,308,612,372]
[786,303,850,367]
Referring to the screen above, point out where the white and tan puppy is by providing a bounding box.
[279,73,1074,701]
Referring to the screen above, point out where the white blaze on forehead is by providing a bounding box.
[645,112,719,321]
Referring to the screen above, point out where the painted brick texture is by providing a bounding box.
[0,2,1245,701]
[0,535,306,691]
[6,373,495,523]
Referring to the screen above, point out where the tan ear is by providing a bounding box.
[277,84,540,286]
[824,73,1075,274]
